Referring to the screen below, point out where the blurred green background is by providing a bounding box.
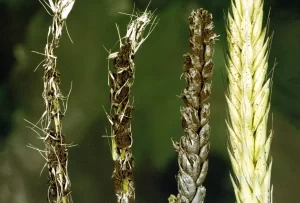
[0,0,299,202]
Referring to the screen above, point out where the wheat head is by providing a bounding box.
[30,1,75,202]
[169,8,217,203]
[106,7,158,203]
[225,0,273,202]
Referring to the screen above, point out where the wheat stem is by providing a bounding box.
[106,7,158,203]
[225,0,273,202]
[168,8,217,203]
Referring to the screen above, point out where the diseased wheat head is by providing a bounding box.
[169,8,217,203]
[225,0,273,202]
[28,1,75,203]
[105,6,158,203]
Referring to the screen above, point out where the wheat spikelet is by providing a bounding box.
[168,8,217,203]
[106,6,158,203]
[29,1,75,202]
[225,0,273,202]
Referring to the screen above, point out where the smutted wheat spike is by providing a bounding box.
[225,0,273,202]
[106,7,158,203]
[29,1,75,203]
[168,8,217,203]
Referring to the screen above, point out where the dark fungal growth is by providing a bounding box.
[110,40,135,202]
[169,8,217,203]
[106,9,158,203]
[26,1,75,202]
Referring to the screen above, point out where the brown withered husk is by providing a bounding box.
[106,8,157,203]
[171,8,217,203]
[109,39,135,203]
[32,1,75,202]
[42,50,72,203]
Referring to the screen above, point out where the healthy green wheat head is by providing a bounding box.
[225,0,273,202]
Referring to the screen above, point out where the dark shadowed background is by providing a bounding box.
[0,0,300,202]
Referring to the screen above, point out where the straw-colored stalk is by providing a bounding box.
[225,0,273,202]
[29,1,75,203]
[106,8,158,203]
[168,9,217,203]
